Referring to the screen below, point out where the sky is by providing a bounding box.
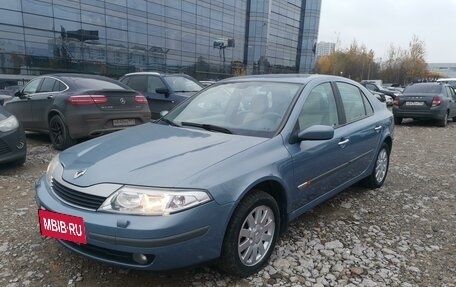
[318,0,456,63]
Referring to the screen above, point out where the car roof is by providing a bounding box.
[34,73,116,82]
[122,72,193,77]
[219,74,344,84]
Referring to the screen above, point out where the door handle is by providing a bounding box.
[338,138,350,147]
[47,95,54,99]
[374,125,382,132]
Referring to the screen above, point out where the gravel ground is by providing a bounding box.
[0,120,455,287]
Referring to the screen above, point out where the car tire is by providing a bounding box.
[437,113,448,127]
[394,117,402,125]
[11,156,26,166]
[49,115,75,150]
[364,143,390,189]
[219,190,280,277]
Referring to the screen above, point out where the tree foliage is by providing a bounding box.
[315,35,429,85]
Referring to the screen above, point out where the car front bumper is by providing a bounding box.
[35,176,234,270]
[0,127,26,165]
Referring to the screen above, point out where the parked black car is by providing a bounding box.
[4,74,151,150]
[393,83,456,127]
[119,72,203,119]
[0,105,26,165]
[361,82,399,99]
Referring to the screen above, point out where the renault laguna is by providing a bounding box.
[36,74,393,276]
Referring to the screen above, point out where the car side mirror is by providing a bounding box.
[159,110,169,117]
[14,90,24,98]
[297,125,334,141]
[156,88,170,97]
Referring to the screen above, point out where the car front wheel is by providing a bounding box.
[49,115,75,150]
[219,190,280,277]
[364,143,390,189]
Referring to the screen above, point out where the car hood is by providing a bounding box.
[59,123,267,187]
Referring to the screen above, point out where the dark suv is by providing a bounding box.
[393,82,456,127]
[119,72,203,119]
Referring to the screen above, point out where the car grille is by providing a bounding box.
[51,179,106,210]
[0,139,11,155]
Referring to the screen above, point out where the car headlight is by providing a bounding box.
[98,186,212,216]
[46,154,60,184]
[0,115,19,132]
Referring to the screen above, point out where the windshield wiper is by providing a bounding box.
[159,118,181,127]
[181,122,233,134]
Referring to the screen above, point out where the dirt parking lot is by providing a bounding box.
[0,120,455,287]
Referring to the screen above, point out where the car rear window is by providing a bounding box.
[404,84,442,94]
[71,78,126,90]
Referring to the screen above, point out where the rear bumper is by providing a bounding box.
[393,107,446,119]
[65,110,151,139]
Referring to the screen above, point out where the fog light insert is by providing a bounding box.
[16,141,25,150]
[132,253,148,265]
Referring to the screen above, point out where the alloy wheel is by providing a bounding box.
[50,119,64,146]
[237,205,275,266]
[375,148,388,183]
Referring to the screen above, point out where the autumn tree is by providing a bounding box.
[316,35,428,86]
[315,40,379,82]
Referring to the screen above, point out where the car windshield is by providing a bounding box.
[164,81,301,137]
[164,76,202,92]
[404,84,442,94]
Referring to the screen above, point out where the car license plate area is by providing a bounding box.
[38,210,87,244]
[113,119,136,127]
[405,101,424,106]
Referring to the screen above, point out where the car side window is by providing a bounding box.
[337,82,368,123]
[52,80,66,92]
[298,83,339,131]
[366,83,377,91]
[361,91,374,115]
[126,75,147,92]
[147,76,166,93]
[38,78,56,93]
[446,87,453,98]
[23,78,42,95]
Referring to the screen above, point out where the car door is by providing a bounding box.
[29,77,63,131]
[334,82,383,180]
[4,78,43,129]
[445,86,456,117]
[286,82,347,209]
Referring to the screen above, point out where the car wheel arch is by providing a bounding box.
[383,136,392,153]
[47,110,66,127]
[226,178,289,236]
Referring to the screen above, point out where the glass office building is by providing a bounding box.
[0,0,321,86]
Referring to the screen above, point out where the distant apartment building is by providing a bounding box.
[428,63,456,78]
[316,41,335,58]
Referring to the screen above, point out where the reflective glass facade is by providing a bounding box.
[0,0,320,84]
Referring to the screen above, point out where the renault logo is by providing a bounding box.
[74,169,87,179]
[120,98,126,104]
